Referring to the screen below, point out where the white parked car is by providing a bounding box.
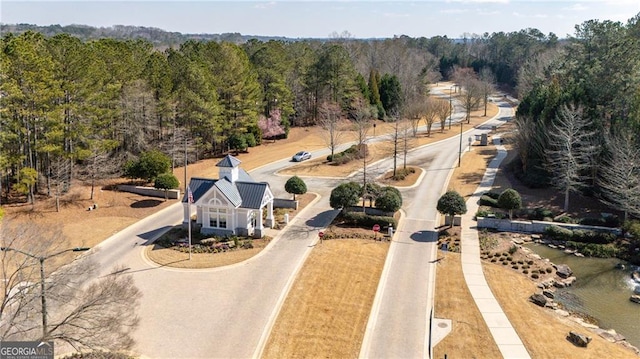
[292,151,311,162]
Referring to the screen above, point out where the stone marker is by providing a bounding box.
[568,331,592,347]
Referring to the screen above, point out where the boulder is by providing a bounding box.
[529,293,548,307]
[634,285,640,295]
[630,295,640,304]
[555,309,570,317]
[556,264,573,279]
[567,331,592,347]
[543,289,555,299]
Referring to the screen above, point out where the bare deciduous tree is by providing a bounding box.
[479,67,496,117]
[319,101,344,161]
[0,221,141,352]
[453,68,483,124]
[598,132,640,221]
[423,98,439,137]
[545,104,597,212]
[434,98,451,134]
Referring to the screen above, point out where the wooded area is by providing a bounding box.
[1,14,639,219]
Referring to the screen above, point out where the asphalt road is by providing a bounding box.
[77,86,513,358]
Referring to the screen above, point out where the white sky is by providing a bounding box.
[1,1,639,39]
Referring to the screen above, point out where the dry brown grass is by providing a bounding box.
[484,263,638,359]
[262,239,389,359]
[433,252,502,359]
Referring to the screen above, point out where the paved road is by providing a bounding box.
[76,85,513,358]
[360,88,515,358]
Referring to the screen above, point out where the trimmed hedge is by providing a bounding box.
[571,229,617,244]
[341,211,397,229]
[544,225,573,241]
[479,195,498,207]
[484,191,501,200]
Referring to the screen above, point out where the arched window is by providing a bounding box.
[208,198,228,229]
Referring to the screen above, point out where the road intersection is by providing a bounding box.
[82,84,514,358]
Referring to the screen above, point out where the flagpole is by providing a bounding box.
[187,185,192,260]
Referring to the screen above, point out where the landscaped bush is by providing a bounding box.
[566,241,618,258]
[531,273,539,279]
[579,216,620,228]
[531,207,554,220]
[571,229,617,244]
[341,211,397,229]
[544,225,573,241]
[554,215,576,224]
[392,167,416,180]
[374,189,402,213]
[479,195,499,207]
[484,191,501,200]
[475,209,493,218]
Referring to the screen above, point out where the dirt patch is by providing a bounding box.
[262,238,389,359]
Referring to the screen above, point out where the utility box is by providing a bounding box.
[480,133,489,146]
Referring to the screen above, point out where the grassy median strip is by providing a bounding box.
[262,239,389,358]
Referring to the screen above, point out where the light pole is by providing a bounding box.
[0,246,90,340]
[458,122,463,167]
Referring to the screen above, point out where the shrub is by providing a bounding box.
[523,269,529,274]
[228,132,248,153]
[123,149,171,182]
[532,207,553,220]
[285,176,307,200]
[498,189,522,220]
[244,133,257,147]
[544,225,573,241]
[479,195,499,207]
[566,241,618,258]
[475,209,492,218]
[154,173,180,200]
[508,244,518,254]
[555,215,575,224]
[545,267,553,273]
[437,191,467,227]
[330,182,361,210]
[392,167,415,180]
[375,189,402,213]
[571,230,617,244]
[531,273,539,279]
[341,211,397,228]
[484,191,501,199]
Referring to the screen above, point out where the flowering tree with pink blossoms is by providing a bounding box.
[258,109,285,141]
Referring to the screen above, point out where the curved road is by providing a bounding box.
[81,85,514,358]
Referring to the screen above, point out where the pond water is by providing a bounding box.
[524,243,640,349]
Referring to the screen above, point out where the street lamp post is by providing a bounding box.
[458,122,463,167]
[0,246,90,340]
[449,85,454,130]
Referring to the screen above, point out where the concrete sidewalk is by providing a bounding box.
[459,136,531,359]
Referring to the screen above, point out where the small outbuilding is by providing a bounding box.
[183,155,274,238]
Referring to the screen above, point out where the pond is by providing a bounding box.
[525,243,640,349]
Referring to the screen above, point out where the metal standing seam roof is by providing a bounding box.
[182,177,216,203]
[235,181,269,209]
[214,178,242,207]
[237,168,254,182]
[216,154,242,168]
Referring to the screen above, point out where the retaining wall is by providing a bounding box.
[477,217,621,235]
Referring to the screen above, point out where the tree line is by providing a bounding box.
[514,14,640,220]
[0,21,596,205]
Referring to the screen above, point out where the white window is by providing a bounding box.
[209,208,228,229]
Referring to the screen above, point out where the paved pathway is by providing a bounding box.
[459,135,531,359]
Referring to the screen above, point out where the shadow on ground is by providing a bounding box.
[131,199,163,208]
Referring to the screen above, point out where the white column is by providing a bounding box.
[266,201,274,228]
